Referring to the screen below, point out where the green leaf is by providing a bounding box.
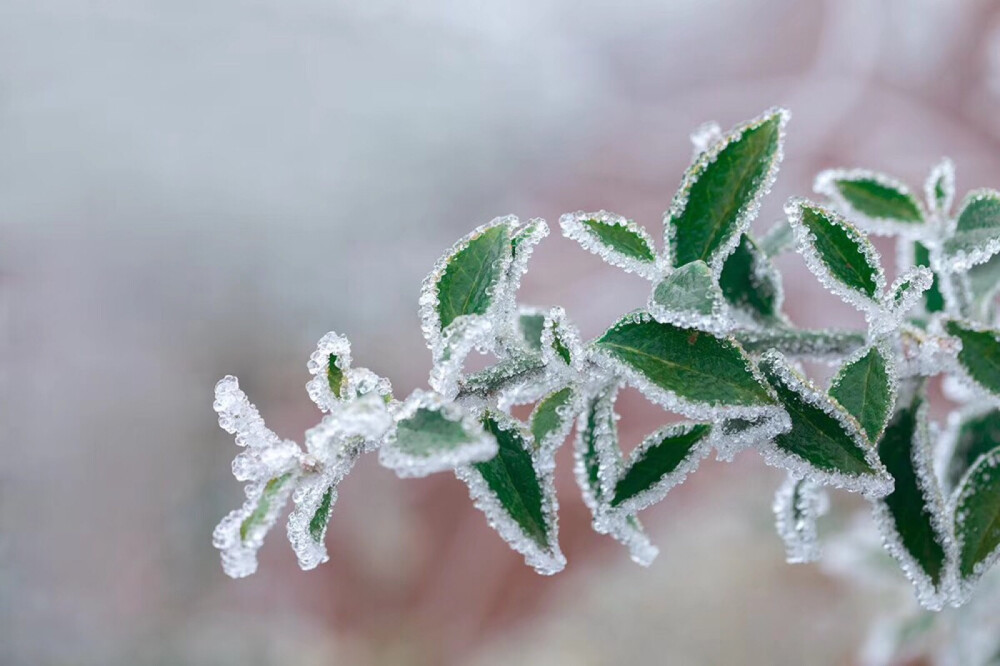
[594,312,776,410]
[945,407,1000,491]
[788,200,883,302]
[458,353,546,399]
[308,486,335,543]
[541,307,582,368]
[925,158,954,215]
[530,387,575,452]
[560,212,660,279]
[610,423,711,511]
[240,472,294,542]
[434,222,512,332]
[815,170,923,224]
[942,190,1000,270]
[967,253,1000,320]
[667,109,786,268]
[379,391,497,477]
[517,310,546,351]
[829,344,895,443]
[649,260,723,319]
[912,242,945,313]
[873,391,949,605]
[759,221,794,257]
[945,320,1000,398]
[735,328,867,359]
[719,234,784,323]
[459,412,565,574]
[759,350,890,495]
[580,218,656,262]
[954,448,1000,587]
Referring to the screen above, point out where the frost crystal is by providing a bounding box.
[305,331,353,412]
[689,121,723,157]
[773,474,829,563]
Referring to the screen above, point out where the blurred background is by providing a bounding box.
[5,0,1000,663]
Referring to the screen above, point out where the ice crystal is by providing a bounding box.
[773,474,829,563]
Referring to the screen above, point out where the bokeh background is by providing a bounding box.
[5,0,1000,664]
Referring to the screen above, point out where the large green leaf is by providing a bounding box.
[759,351,890,495]
[433,222,512,332]
[912,242,945,313]
[945,320,1000,398]
[942,191,1000,271]
[829,344,895,443]
[459,411,564,574]
[719,233,784,324]
[873,391,949,607]
[788,200,883,303]
[667,109,786,268]
[594,312,775,410]
[815,170,923,225]
[610,423,711,513]
[380,391,497,477]
[945,407,1000,491]
[954,449,1000,590]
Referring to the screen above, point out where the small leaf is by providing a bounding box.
[872,389,951,609]
[954,447,1000,594]
[560,211,660,279]
[501,220,549,333]
[925,158,955,216]
[828,343,895,443]
[967,253,1000,321]
[944,406,1000,491]
[944,319,1000,399]
[574,385,659,565]
[911,242,945,313]
[718,234,785,324]
[735,328,867,359]
[379,390,498,478]
[458,352,547,400]
[307,486,335,543]
[786,199,884,306]
[666,108,787,269]
[941,190,1000,271]
[773,474,828,563]
[541,307,583,369]
[530,387,577,457]
[457,411,565,574]
[814,169,924,230]
[758,350,892,496]
[241,473,294,542]
[609,422,712,515]
[306,332,353,412]
[593,312,777,412]
[517,308,546,351]
[648,260,725,327]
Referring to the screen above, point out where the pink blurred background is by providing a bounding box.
[5,0,1000,663]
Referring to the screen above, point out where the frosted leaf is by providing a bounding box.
[876,266,933,338]
[871,389,954,610]
[540,306,586,373]
[212,376,304,578]
[897,321,961,379]
[590,311,790,433]
[735,327,867,360]
[828,339,898,444]
[966,254,1000,322]
[379,389,497,478]
[428,314,495,400]
[514,306,546,353]
[940,189,1000,273]
[688,120,723,157]
[605,515,660,567]
[456,351,547,402]
[559,210,663,281]
[342,367,393,406]
[456,410,566,575]
[937,402,1000,493]
[305,331,353,412]
[758,220,794,257]
[785,198,886,316]
[813,168,927,236]
[494,219,549,345]
[925,158,956,218]
[773,474,829,563]
[757,350,893,498]
[419,216,517,361]
[942,318,1000,403]
[530,387,580,468]
[286,404,378,570]
[664,107,788,274]
[718,234,787,329]
[952,446,1000,604]
[647,260,731,334]
[605,422,712,517]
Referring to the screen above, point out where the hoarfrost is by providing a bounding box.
[773,474,829,563]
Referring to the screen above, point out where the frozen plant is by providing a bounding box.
[210,109,1000,662]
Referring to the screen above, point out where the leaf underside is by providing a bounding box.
[395,408,473,456]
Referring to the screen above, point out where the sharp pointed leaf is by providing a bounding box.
[942,190,1000,271]
[829,343,895,443]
